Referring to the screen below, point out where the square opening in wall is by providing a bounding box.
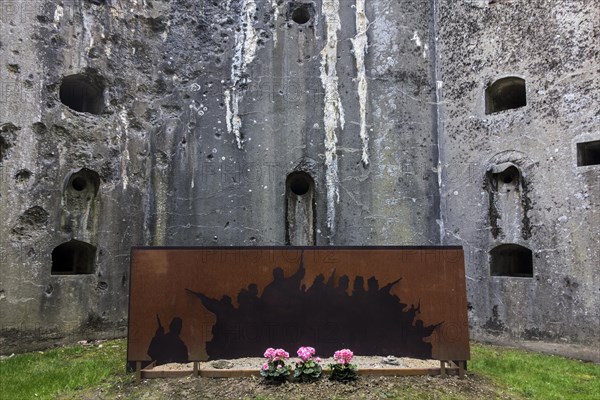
[577,140,600,166]
[51,240,96,275]
[490,244,533,278]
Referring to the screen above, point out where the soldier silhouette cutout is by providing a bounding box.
[147,316,189,365]
[187,255,442,359]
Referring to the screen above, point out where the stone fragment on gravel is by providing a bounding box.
[211,360,234,369]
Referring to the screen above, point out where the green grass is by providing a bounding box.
[470,343,600,399]
[0,340,129,400]
[1,340,598,399]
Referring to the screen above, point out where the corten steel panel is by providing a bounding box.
[127,247,469,365]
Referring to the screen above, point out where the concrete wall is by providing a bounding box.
[1,0,598,354]
[1,0,439,352]
[437,0,599,347]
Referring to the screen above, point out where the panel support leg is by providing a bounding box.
[458,360,465,379]
[135,361,141,385]
[440,360,446,378]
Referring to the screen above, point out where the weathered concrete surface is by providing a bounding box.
[437,0,600,350]
[0,0,438,353]
[0,0,597,356]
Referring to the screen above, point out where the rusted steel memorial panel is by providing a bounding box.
[127,247,470,366]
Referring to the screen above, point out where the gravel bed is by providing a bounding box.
[151,356,439,371]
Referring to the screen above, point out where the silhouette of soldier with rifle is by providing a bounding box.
[147,314,189,365]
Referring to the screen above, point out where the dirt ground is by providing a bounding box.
[68,373,520,400]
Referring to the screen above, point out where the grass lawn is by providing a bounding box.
[0,340,598,399]
[0,340,128,399]
[470,343,600,399]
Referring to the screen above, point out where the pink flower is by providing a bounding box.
[274,348,289,360]
[262,363,269,370]
[297,346,316,362]
[264,348,276,359]
[315,357,322,363]
[334,349,354,365]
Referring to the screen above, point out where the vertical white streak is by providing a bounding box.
[271,0,279,46]
[320,0,344,238]
[119,108,130,189]
[224,89,233,134]
[227,0,258,149]
[433,0,445,245]
[351,0,369,166]
[436,79,445,243]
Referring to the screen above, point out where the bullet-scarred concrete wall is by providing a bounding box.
[0,0,597,355]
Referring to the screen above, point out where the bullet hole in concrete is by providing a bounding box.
[59,74,105,115]
[287,171,312,196]
[11,206,49,239]
[0,123,20,162]
[485,77,526,114]
[7,64,20,73]
[576,140,600,166]
[289,2,314,25]
[15,169,32,183]
[0,136,9,162]
[66,168,100,197]
[51,240,96,275]
[19,206,49,226]
[44,284,53,295]
[490,244,533,277]
[97,281,108,291]
[564,277,579,289]
[31,122,47,135]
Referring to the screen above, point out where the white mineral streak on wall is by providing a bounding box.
[53,5,63,27]
[271,0,280,45]
[119,109,130,189]
[224,89,233,134]
[320,0,345,237]
[351,0,369,166]
[227,0,258,149]
[436,79,445,243]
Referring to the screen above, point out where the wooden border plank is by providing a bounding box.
[140,367,460,379]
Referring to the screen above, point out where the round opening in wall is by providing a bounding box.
[503,176,513,184]
[71,176,87,191]
[287,172,313,196]
[291,5,311,25]
[65,168,101,197]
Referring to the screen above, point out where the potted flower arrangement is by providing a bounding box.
[293,346,323,382]
[329,349,358,382]
[260,348,292,384]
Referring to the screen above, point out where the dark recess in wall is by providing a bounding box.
[288,2,315,25]
[51,240,97,275]
[65,168,101,197]
[285,171,316,245]
[485,77,526,114]
[577,140,600,166]
[59,74,105,115]
[490,244,533,277]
